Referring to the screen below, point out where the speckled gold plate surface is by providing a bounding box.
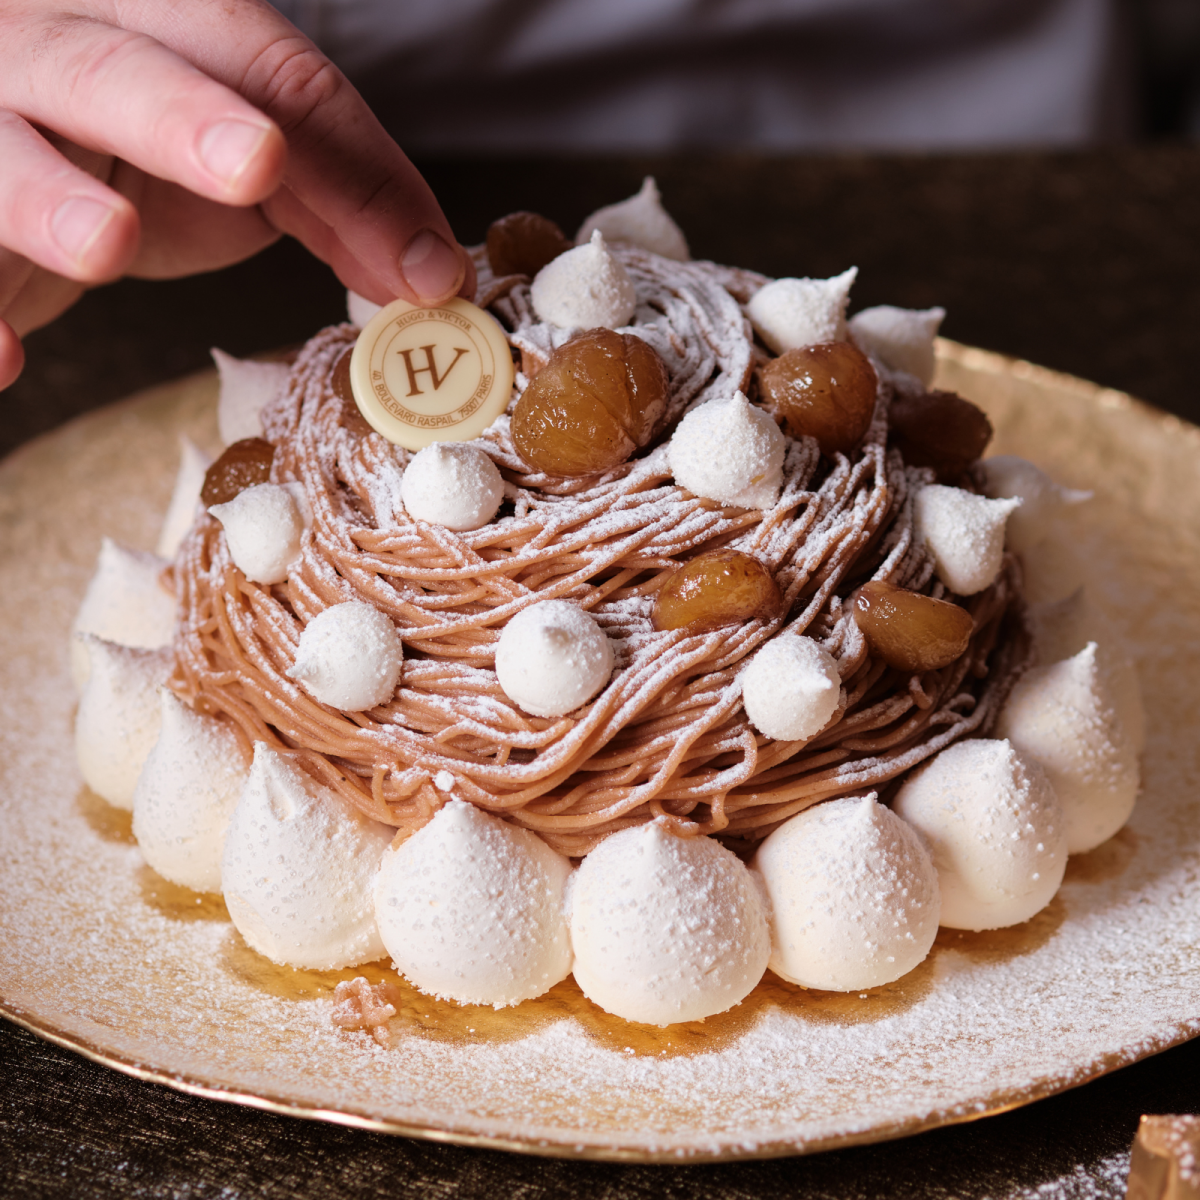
[1,341,1198,1162]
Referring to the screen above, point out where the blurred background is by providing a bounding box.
[6,0,1200,457]
[275,0,1200,150]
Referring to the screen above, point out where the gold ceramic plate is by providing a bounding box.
[1,341,1198,1162]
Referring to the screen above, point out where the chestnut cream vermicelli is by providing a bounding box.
[169,248,1030,857]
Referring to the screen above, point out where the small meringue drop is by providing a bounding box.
[212,348,289,446]
[132,691,249,893]
[288,601,404,712]
[575,177,689,261]
[569,820,770,1025]
[979,455,1091,554]
[346,289,382,328]
[893,739,1067,931]
[847,305,945,386]
[530,230,636,330]
[746,268,857,356]
[667,391,785,509]
[913,484,1021,595]
[209,482,306,585]
[753,794,940,991]
[995,643,1139,854]
[156,436,212,559]
[74,636,172,810]
[221,743,392,970]
[400,442,504,531]
[70,538,175,692]
[740,634,841,742]
[494,600,614,718]
[374,800,573,1008]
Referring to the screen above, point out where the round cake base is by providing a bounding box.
[1,341,1198,1162]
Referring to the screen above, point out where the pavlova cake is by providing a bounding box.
[70,179,1143,1035]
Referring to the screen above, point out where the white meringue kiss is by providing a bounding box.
[70,538,175,692]
[893,739,1067,931]
[212,348,289,446]
[374,800,573,1007]
[995,644,1139,854]
[575,176,689,261]
[741,634,841,742]
[979,455,1091,555]
[914,484,1021,596]
[847,305,945,386]
[753,794,940,991]
[346,289,383,328]
[221,744,392,969]
[288,601,404,712]
[156,436,211,559]
[401,442,504,531]
[495,600,614,718]
[209,482,306,585]
[1030,588,1145,754]
[569,821,770,1025]
[133,692,249,893]
[746,268,857,356]
[531,230,636,330]
[668,391,785,510]
[75,636,172,809]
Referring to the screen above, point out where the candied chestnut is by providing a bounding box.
[201,438,275,507]
[758,341,878,456]
[652,549,782,634]
[486,212,572,277]
[512,329,669,477]
[852,581,973,673]
[889,389,992,481]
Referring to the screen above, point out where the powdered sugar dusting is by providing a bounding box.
[1,348,1199,1161]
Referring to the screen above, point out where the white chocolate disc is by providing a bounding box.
[349,297,515,451]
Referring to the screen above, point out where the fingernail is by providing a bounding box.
[50,196,118,267]
[198,119,271,188]
[401,230,465,304]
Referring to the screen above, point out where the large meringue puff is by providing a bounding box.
[374,800,573,1008]
[893,739,1067,931]
[221,744,392,970]
[753,794,940,991]
[1031,588,1145,754]
[132,692,249,893]
[569,821,770,1025]
[979,455,1090,555]
[70,538,175,691]
[156,436,211,559]
[995,644,1139,855]
[74,636,172,810]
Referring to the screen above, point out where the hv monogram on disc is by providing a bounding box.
[349,297,515,450]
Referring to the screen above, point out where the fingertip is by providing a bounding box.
[399,231,468,307]
[196,118,286,205]
[49,193,140,282]
[0,322,25,392]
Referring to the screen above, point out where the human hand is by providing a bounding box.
[0,0,473,390]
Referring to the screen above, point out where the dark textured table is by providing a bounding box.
[3,148,1200,1198]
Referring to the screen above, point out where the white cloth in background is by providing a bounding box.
[274,0,1129,151]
